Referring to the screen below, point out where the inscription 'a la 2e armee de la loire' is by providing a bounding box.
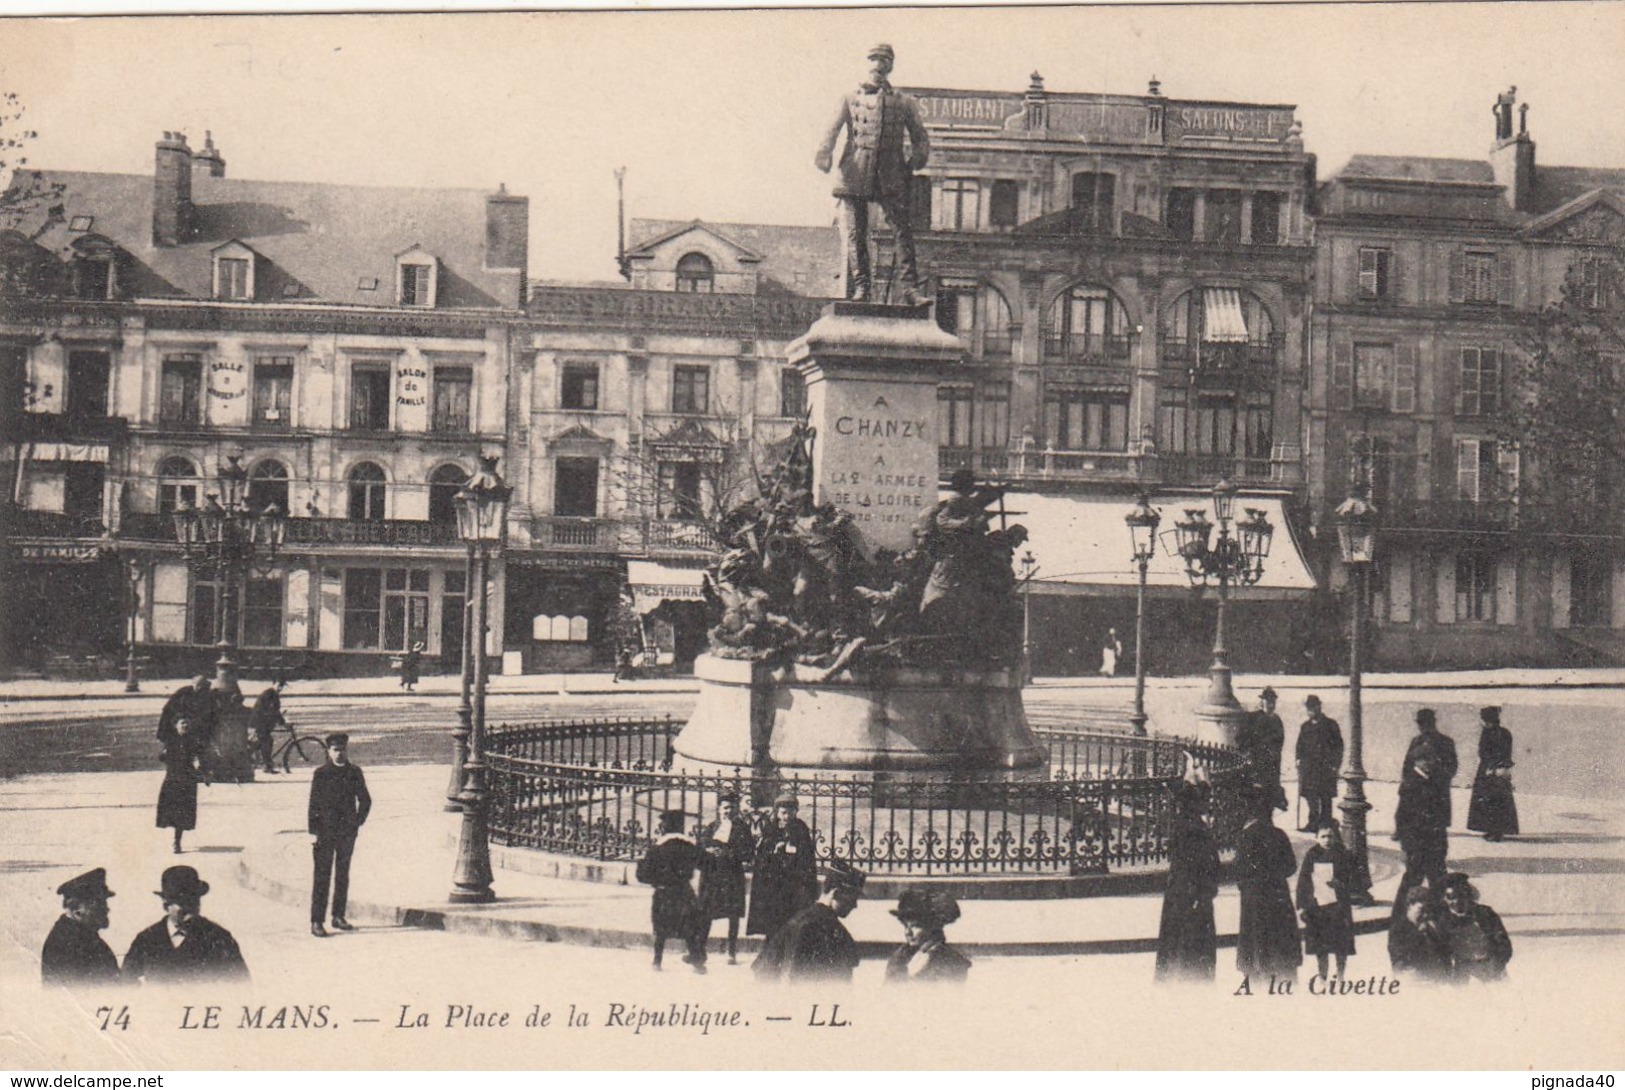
[813,391,939,546]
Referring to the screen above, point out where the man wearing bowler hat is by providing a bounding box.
[41,868,121,987]
[753,861,867,984]
[815,43,931,305]
[1240,687,1288,811]
[308,732,371,938]
[122,865,248,985]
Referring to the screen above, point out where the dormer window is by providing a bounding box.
[676,252,715,294]
[211,241,257,301]
[396,246,439,308]
[69,234,121,300]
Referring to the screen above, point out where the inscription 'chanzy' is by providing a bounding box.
[834,416,930,439]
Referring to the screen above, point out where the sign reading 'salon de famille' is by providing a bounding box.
[787,303,963,552]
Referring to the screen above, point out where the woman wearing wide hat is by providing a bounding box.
[746,793,818,939]
[885,887,971,983]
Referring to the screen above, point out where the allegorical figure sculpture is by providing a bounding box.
[815,43,931,305]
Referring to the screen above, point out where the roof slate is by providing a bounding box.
[10,168,522,310]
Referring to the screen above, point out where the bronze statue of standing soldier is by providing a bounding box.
[815,43,931,305]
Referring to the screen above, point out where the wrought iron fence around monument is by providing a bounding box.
[483,716,1247,878]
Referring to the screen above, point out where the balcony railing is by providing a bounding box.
[1158,453,1276,484]
[533,516,623,552]
[1377,499,1617,536]
[981,330,1017,358]
[2,410,129,443]
[644,519,719,554]
[1160,334,1281,372]
[0,505,108,539]
[119,512,463,547]
[1043,333,1133,365]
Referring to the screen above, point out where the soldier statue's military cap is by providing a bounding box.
[57,868,114,901]
[866,43,895,64]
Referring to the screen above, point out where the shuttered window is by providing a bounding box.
[1358,247,1392,301]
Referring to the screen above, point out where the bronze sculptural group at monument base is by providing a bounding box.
[703,423,1030,675]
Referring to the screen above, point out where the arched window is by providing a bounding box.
[347,462,387,522]
[247,459,289,515]
[428,463,468,525]
[675,253,715,294]
[157,456,198,514]
[1161,288,1277,374]
[1047,285,1131,363]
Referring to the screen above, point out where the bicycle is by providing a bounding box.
[270,720,328,774]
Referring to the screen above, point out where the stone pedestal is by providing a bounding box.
[789,301,964,553]
[674,654,1046,777]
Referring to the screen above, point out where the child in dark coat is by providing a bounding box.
[1296,820,1356,980]
[636,809,707,973]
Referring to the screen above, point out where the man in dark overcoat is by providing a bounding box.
[753,863,866,984]
[1403,707,1459,826]
[698,793,754,964]
[41,868,121,987]
[308,733,371,937]
[159,675,217,755]
[1294,695,1343,831]
[746,794,818,938]
[814,43,931,304]
[122,865,249,985]
[636,809,708,972]
[1239,687,1287,810]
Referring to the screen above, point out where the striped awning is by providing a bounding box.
[1202,288,1249,343]
[27,442,110,463]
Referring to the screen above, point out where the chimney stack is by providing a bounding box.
[485,184,529,302]
[191,130,226,179]
[153,131,194,246]
[1489,87,1536,213]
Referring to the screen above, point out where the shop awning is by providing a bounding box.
[27,442,109,463]
[1009,491,1317,600]
[627,559,708,612]
[1201,288,1249,343]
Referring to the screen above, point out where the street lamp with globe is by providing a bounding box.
[449,454,512,905]
[1334,483,1378,904]
[1124,492,1161,737]
[1165,478,1273,746]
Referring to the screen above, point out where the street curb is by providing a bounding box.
[236,830,1395,959]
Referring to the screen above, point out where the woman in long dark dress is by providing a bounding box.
[697,793,755,964]
[1235,790,1303,983]
[156,715,200,854]
[1466,706,1518,841]
[1155,781,1220,983]
[745,794,817,939]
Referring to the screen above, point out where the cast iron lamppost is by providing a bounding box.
[1334,482,1378,905]
[445,530,476,812]
[1124,492,1161,737]
[172,454,285,780]
[1018,549,1038,685]
[124,556,150,693]
[449,455,511,904]
[1167,478,1274,747]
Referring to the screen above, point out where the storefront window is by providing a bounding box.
[242,572,284,647]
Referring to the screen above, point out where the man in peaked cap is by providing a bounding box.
[122,865,249,985]
[815,43,931,304]
[41,868,121,987]
[753,861,867,984]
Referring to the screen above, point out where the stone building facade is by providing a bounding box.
[1,132,526,677]
[1312,90,1625,668]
